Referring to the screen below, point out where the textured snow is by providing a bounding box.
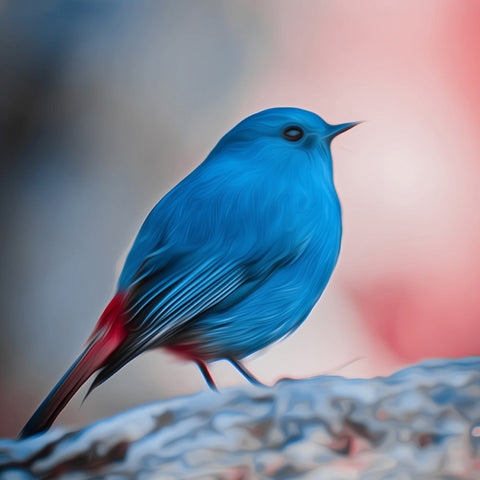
[1,357,479,479]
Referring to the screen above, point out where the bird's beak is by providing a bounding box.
[324,121,361,142]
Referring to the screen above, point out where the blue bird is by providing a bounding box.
[20,107,358,438]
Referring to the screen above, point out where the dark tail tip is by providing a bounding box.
[19,410,51,439]
[19,344,96,439]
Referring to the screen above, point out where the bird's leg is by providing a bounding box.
[227,357,266,387]
[196,360,218,392]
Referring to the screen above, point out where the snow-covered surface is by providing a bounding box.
[1,357,479,479]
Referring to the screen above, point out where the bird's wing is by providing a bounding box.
[127,249,249,338]
[88,242,301,393]
[124,239,301,345]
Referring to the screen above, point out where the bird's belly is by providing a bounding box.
[184,229,341,360]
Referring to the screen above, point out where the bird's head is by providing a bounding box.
[212,107,358,154]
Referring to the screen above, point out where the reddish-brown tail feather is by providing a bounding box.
[19,294,128,439]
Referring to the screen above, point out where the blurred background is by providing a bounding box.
[1,0,479,438]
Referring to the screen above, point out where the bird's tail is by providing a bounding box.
[19,293,128,439]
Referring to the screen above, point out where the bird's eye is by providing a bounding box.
[282,126,304,142]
